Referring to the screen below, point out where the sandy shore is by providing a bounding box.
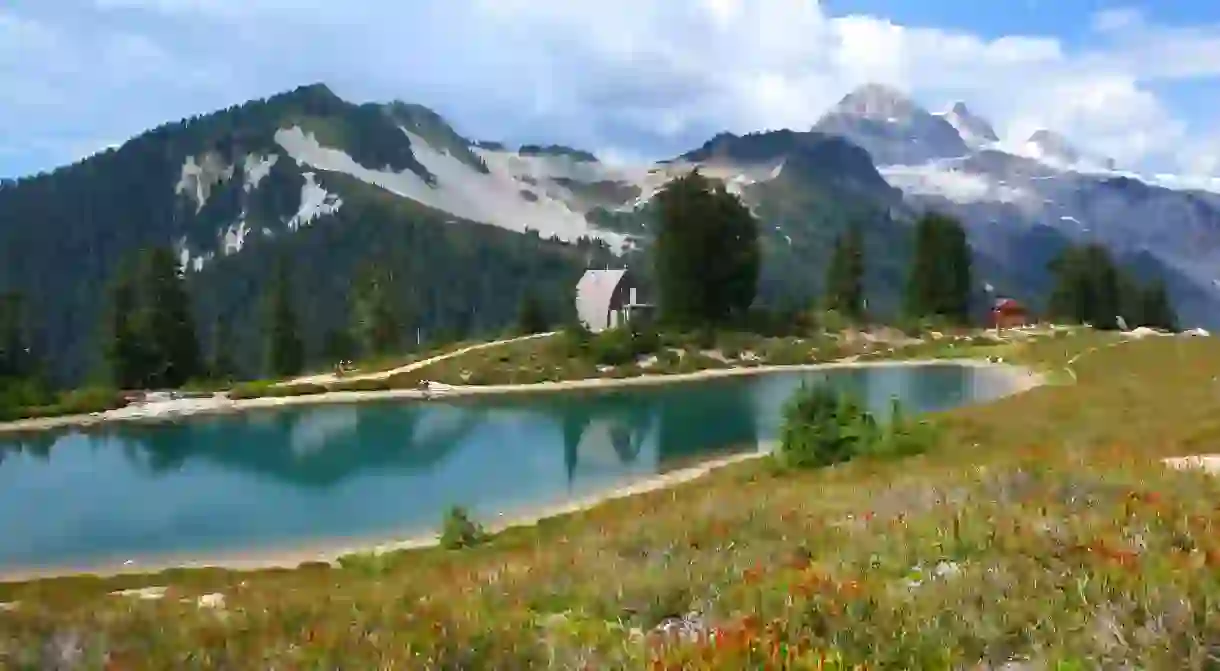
[0,358,1044,436]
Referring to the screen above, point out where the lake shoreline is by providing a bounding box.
[0,358,1044,436]
[0,361,1046,583]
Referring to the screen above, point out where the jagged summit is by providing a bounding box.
[1024,129,1081,166]
[813,83,970,165]
[938,102,999,148]
[830,83,923,122]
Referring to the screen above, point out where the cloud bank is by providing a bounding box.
[4,1,1220,178]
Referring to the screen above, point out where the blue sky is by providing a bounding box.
[5,0,1220,180]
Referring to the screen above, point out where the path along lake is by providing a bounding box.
[0,364,1020,573]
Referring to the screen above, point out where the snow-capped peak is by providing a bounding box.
[830,83,923,123]
[937,102,999,148]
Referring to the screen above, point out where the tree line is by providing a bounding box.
[649,170,1179,332]
[0,169,1184,410]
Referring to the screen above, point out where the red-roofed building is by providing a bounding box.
[989,297,1031,329]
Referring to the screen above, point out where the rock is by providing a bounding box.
[197,593,225,609]
[109,586,167,600]
[650,611,708,643]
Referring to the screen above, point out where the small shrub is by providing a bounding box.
[863,397,941,459]
[561,321,592,357]
[440,506,488,550]
[814,309,851,335]
[587,326,658,366]
[777,384,878,469]
[777,387,941,470]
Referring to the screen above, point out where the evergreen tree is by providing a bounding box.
[1137,280,1178,332]
[824,222,866,321]
[517,291,550,334]
[349,262,402,357]
[265,263,304,377]
[0,292,32,380]
[137,247,202,388]
[103,258,148,389]
[653,170,760,327]
[904,212,973,323]
[322,328,358,363]
[208,314,237,381]
[1047,243,1123,330]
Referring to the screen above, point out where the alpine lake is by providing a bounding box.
[0,363,1022,574]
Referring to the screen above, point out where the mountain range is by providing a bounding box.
[2,82,1218,384]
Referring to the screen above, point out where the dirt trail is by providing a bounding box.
[277,332,557,387]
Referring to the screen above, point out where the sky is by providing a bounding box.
[5,0,1220,179]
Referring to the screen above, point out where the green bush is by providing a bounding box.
[814,309,851,335]
[561,321,592,357]
[440,506,488,550]
[0,386,126,422]
[586,326,660,366]
[776,386,941,470]
[863,397,941,459]
[778,384,878,469]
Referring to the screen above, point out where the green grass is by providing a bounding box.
[11,329,1219,668]
[0,387,127,423]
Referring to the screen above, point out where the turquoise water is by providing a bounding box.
[0,365,1016,570]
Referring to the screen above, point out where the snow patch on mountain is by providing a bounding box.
[243,154,278,192]
[273,125,628,249]
[879,163,1035,205]
[175,153,234,213]
[287,172,342,231]
[222,219,251,254]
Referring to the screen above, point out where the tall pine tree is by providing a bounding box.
[349,261,402,358]
[654,170,760,327]
[208,314,237,381]
[904,212,973,323]
[824,222,866,321]
[103,257,148,389]
[1047,243,1123,330]
[138,247,202,388]
[265,262,304,377]
[1138,280,1178,332]
[101,248,201,389]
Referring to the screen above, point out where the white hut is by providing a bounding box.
[575,269,652,333]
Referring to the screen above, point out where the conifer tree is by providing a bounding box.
[350,262,402,357]
[824,222,866,321]
[1137,280,1178,332]
[517,291,549,334]
[103,257,147,389]
[138,247,202,388]
[265,262,304,377]
[904,212,972,323]
[653,170,760,327]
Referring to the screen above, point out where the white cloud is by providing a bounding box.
[2,0,1220,180]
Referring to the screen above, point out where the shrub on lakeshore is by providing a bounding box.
[777,385,939,469]
[440,505,488,550]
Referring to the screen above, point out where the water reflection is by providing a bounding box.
[0,365,1015,568]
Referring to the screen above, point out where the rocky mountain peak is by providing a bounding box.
[831,83,922,122]
[939,102,999,147]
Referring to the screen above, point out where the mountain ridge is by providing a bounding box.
[2,81,1218,384]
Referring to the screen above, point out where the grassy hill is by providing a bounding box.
[3,331,1219,668]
